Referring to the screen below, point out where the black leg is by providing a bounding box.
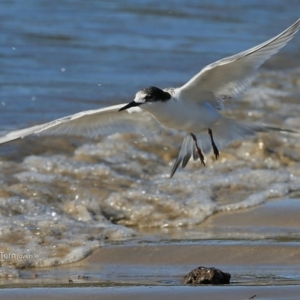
[190,133,205,166]
[208,128,219,160]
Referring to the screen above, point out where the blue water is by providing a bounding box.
[0,0,299,128]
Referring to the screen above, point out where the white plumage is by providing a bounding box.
[0,19,299,177]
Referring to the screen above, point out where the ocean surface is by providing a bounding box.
[0,0,300,273]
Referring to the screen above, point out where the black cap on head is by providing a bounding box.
[142,86,171,102]
[118,86,171,112]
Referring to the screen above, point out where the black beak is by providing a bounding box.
[118,101,141,112]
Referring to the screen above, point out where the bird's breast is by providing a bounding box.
[144,100,221,133]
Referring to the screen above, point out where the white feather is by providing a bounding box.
[1,19,299,178]
[0,104,160,144]
[178,19,300,109]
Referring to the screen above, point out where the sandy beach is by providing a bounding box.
[1,286,300,300]
[1,197,300,299]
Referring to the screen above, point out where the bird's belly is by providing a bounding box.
[148,101,220,133]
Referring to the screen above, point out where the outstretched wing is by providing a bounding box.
[178,19,300,109]
[0,104,160,144]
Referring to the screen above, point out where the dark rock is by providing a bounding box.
[182,266,231,285]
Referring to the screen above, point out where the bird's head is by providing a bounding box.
[119,86,171,111]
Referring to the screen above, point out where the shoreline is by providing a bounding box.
[0,197,300,298]
[1,286,300,300]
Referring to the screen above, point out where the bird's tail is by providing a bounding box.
[169,118,295,178]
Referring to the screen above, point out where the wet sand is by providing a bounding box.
[1,197,300,298]
[1,286,300,300]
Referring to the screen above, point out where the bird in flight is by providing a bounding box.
[0,19,299,177]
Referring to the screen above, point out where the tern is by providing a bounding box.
[0,19,299,177]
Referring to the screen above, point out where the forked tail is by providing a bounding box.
[170,118,296,178]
